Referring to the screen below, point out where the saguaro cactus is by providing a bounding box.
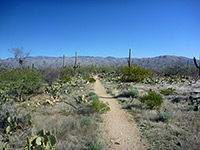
[72,52,79,74]
[32,64,35,70]
[128,48,131,67]
[193,57,200,76]
[63,55,66,67]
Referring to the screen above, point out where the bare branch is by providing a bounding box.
[9,47,30,66]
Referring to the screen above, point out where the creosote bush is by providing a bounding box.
[120,88,139,98]
[88,92,99,100]
[60,74,71,83]
[160,88,175,96]
[88,98,110,113]
[89,141,102,150]
[84,75,96,83]
[158,112,171,122]
[139,90,163,109]
[122,64,152,82]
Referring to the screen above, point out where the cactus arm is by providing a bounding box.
[73,52,79,74]
[193,57,199,68]
[193,57,200,76]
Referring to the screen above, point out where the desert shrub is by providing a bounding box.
[158,112,171,122]
[162,63,197,77]
[0,67,43,101]
[88,92,99,100]
[88,92,97,97]
[89,141,102,150]
[139,90,163,109]
[81,117,91,126]
[88,98,110,113]
[120,88,139,98]
[60,74,71,83]
[77,65,97,75]
[40,67,73,86]
[0,90,8,104]
[84,75,96,83]
[121,64,152,82]
[160,88,175,96]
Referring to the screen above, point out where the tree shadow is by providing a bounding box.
[99,96,114,99]
[122,104,145,110]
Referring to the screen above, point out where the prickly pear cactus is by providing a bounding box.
[25,130,56,150]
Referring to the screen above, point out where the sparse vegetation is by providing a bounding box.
[1,50,199,150]
[0,62,109,149]
[100,69,200,150]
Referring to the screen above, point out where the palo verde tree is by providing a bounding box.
[122,64,152,82]
[0,67,43,101]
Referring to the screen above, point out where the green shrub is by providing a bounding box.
[139,90,163,109]
[84,75,96,83]
[88,92,99,100]
[0,141,6,150]
[120,88,139,98]
[89,141,102,150]
[88,92,97,97]
[160,88,175,96]
[88,98,110,113]
[90,95,99,101]
[159,112,171,122]
[0,90,8,103]
[122,64,152,82]
[60,74,72,83]
[0,67,43,101]
[81,117,91,126]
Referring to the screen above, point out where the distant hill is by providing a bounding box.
[0,55,196,69]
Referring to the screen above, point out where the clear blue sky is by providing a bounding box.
[0,0,199,59]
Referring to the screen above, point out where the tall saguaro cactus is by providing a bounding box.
[32,63,35,70]
[128,48,131,67]
[193,57,200,76]
[63,55,66,67]
[72,52,79,74]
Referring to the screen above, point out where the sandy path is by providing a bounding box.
[94,76,147,150]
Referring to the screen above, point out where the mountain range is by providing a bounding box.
[0,55,196,69]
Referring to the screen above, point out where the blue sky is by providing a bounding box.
[0,0,199,59]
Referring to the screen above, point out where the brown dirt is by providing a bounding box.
[94,76,148,150]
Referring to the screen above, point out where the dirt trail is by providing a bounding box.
[94,76,147,150]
